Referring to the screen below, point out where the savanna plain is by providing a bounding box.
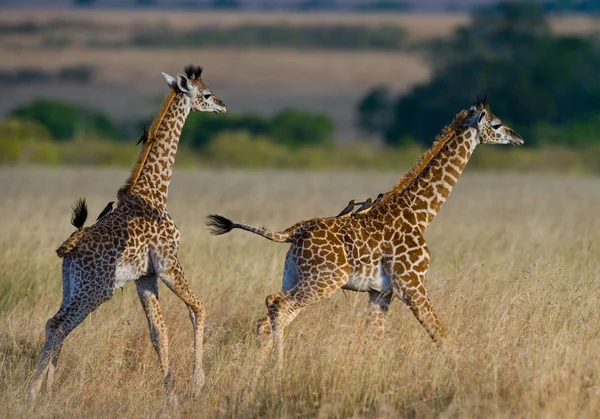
[1,167,600,418]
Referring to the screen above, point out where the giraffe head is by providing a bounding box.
[162,65,226,114]
[463,96,523,146]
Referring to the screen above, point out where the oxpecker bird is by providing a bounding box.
[96,201,115,221]
[352,198,373,215]
[373,193,385,205]
[336,199,357,218]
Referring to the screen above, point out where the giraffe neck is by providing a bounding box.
[369,112,476,232]
[127,92,190,210]
[398,129,476,231]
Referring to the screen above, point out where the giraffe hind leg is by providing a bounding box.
[159,260,205,397]
[262,272,347,372]
[27,292,110,401]
[255,313,273,367]
[364,290,393,352]
[135,276,172,391]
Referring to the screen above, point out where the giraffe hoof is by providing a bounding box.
[165,391,180,409]
[190,371,205,398]
[25,390,37,403]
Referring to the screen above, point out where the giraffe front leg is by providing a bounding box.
[159,260,205,397]
[364,291,393,352]
[404,281,447,344]
[135,276,172,391]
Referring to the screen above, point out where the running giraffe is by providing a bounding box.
[28,65,226,401]
[206,98,523,368]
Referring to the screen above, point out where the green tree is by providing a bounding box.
[180,112,269,150]
[363,1,600,147]
[11,100,123,141]
[0,118,60,164]
[269,109,334,147]
[356,85,393,135]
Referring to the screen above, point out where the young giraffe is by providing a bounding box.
[28,65,226,401]
[207,99,523,368]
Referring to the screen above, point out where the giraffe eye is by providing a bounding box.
[491,121,502,129]
[202,93,212,100]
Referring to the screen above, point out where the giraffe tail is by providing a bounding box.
[71,198,88,230]
[205,214,293,243]
[56,198,89,258]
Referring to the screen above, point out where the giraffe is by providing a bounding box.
[206,98,523,368]
[28,65,226,401]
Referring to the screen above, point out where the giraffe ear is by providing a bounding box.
[463,109,484,128]
[162,72,177,89]
[176,74,194,98]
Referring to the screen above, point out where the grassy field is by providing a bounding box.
[1,167,600,418]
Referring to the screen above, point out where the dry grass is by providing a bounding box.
[1,166,600,418]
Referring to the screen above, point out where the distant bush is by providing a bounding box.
[181,112,269,150]
[0,118,61,165]
[11,100,122,141]
[204,131,291,168]
[203,131,419,169]
[533,116,600,147]
[179,109,334,149]
[0,66,95,84]
[356,85,393,136]
[269,109,334,148]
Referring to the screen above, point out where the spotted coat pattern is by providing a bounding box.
[28,66,226,401]
[210,101,523,368]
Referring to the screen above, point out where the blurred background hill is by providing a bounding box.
[1,0,600,171]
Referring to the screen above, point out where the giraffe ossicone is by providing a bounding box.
[206,98,523,369]
[28,65,226,401]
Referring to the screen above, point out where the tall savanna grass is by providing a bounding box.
[1,167,599,418]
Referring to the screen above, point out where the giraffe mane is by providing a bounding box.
[385,108,472,201]
[117,90,176,201]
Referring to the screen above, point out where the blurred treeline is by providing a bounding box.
[3,1,600,173]
[0,19,408,50]
[357,1,600,148]
[4,102,600,174]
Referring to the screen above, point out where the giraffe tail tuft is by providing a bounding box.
[205,214,234,235]
[71,198,88,230]
[205,214,295,243]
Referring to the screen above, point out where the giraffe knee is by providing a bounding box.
[256,316,271,336]
[45,317,59,335]
[265,293,281,308]
[190,298,205,322]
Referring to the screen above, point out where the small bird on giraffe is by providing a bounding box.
[373,193,385,205]
[352,198,373,215]
[336,199,357,218]
[96,201,115,221]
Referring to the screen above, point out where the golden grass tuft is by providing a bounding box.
[1,167,600,418]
